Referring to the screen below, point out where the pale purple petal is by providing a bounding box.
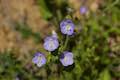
[32,56,39,64]
[60,19,75,35]
[60,51,74,66]
[80,6,87,14]
[43,36,59,51]
[32,52,46,67]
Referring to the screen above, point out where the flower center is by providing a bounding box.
[66,24,71,31]
[64,56,69,63]
[37,56,43,65]
[49,41,54,48]
[38,56,42,62]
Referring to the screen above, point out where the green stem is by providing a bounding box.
[58,35,69,55]
[62,35,69,51]
[104,0,119,11]
[57,9,62,21]
[47,52,51,63]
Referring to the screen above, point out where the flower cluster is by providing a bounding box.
[32,19,75,67]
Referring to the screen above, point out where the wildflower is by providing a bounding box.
[60,51,74,66]
[32,52,46,67]
[80,6,87,14]
[43,36,59,51]
[60,19,75,35]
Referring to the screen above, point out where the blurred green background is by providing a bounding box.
[0,0,120,80]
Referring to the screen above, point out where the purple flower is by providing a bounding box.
[32,52,46,67]
[60,19,75,35]
[60,51,74,66]
[43,36,59,51]
[80,6,87,14]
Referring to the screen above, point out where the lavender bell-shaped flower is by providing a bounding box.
[60,51,74,66]
[43,36,59,52]
[60,19,75,35]
[80,6,87,14]
[32,52,46,67]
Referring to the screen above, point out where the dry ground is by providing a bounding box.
[0,0,53,59]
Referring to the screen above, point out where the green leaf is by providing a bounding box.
[15,23,32,39]
[98,69,111,80]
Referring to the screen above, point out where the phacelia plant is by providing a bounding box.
[32,18,75,67]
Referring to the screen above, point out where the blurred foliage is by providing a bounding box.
[36,0,52,19]
[15,22,42,43]
[0,0,120,80]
